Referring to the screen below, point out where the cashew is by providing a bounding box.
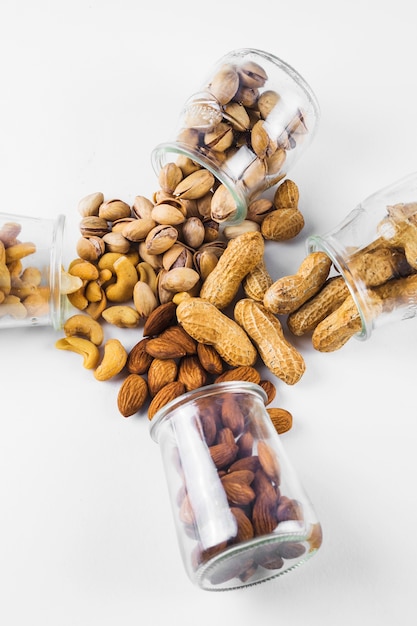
[5,242,37,264]
[0,261,11,296]
[24,291,50,317]
[0,294,27,319]
[137,261,158,294]
[105,255,138,302]
[68,259,99,281]
[101,305,140,328]
[60,268,83,295]
[85,288,107,320]
[55,336,101,369]
[94,338,128,381]
[63,314,104,345]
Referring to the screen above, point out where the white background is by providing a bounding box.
[1,1,416,624]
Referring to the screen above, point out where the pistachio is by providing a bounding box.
[162,243,193,271]
[208,64,240,105]
[133,280,158,318]
[151,203,186,226]
[181,217,205,249]
[145,224,178,255]
[99,199,131,221]
[193,249,218,280]
[132,195,154,220]
[224,220,260,239]
[247,198,274,224]
[174,169,215,200]
[241,158,267,195]
[79,216,110,238]
[158,162,183,194]
[76,236,105,262]
[183,94,223,130]
[257,90,280,119]
[77,192,104,217]
[160,267,200,293]
[223,102,251,132]
[210,184,238,223]
[122,217,157,242]
[102,231,131,254]
[251,120,278,159]
[238,60,268,88]
[233,85,259,107]
[204,123,234,152]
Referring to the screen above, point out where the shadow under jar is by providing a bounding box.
[150,381,322,591]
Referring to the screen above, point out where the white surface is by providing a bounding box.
[1,1,416,625]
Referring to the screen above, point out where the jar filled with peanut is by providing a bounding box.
[151,48,319,225]
[304,172,417,350]
[150,381,322,591]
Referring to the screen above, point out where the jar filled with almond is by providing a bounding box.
[151,48,319,225]
[149,381,322,591]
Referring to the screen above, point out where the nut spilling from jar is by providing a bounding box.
[153,52,316,224]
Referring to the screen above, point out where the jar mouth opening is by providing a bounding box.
[149,381,267,443]
[151,142,248,225]
[196,529,318,591]
[306,234,371,341]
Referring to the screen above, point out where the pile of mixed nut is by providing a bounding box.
[55,167,309,425]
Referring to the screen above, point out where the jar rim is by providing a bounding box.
[149,381,267,443]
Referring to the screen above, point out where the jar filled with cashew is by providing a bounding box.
[296,171,417,351]
[151,48,320,225]
[0,213,80,329]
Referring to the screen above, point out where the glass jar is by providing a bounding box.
[307,171,417,341]
[150,381,322,591]
[0,212,72,329]
[151,48,320,225]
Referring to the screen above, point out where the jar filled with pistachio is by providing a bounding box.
[151,48,320,225]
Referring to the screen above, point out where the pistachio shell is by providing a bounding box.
[209,64,240,105]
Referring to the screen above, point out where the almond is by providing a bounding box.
[221,394,245,436]
[267,407,293,434]
[147,380,186,420]
[196,342,224,375]
[198,406,218,446]
[230,507,254,543]
[237,430,254,458]
[259,379,276,405]
[215,365,261,384]
[117,374,148,417]
[221,469,255,485]
[257,440,281,484]
[228,455,260,473]
[147,358,178,397]
[252,494,278,536]
[252,468,279,507]
[126,337,153,374]
[143,301,177,336]
[159,325,197,354]
[221,479,256,505]
[145,336,187,359]
[178,355,207,391]
[209,442,238,469]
